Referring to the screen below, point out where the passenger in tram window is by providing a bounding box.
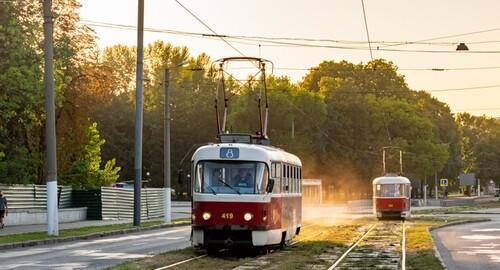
[234,168,253,187]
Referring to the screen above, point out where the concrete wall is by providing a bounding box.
[4,207,87,226]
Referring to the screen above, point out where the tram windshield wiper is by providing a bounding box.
[217,178,241,195]
[205,185,217,195]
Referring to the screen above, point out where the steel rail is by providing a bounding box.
[327,223,378,270]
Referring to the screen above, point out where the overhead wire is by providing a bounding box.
[379,27,500,48]
[80,20,500,54]
[427,84,500,92]
[360,0,373,60]
[173,0,246,57]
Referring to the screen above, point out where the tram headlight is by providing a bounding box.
[202,212,211,220]
[244,213,253,221]
[192,214,196,221]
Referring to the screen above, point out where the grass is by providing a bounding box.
[0,218,190,245]
[109,218,369,270]
[405,216,488,270]
[109,216,490,270]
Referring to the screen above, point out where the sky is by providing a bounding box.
[80,0,500,117]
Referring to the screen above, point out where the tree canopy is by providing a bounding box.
[1,1,499,196]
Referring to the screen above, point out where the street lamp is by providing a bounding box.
[163,60,189,223]
[456,43,469,51]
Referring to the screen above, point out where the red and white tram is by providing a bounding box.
[191,134,302,251]
[372,175,411,219]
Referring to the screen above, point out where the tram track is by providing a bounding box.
[152,221,326,270]
[328,220,406,270]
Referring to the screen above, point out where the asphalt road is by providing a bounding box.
[0,205,329,270]
[432,210,500,270]
[0,225,191,270]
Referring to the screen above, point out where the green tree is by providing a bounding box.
[0,0,44,184]
[457,113,500,182]
[65,123,120,189]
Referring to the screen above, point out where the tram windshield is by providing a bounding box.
[374,184,409,198]
[194,161,269,194]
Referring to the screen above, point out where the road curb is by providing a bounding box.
[454,211,500,215]
[0,221,190,250]
[428,218,491,270]
[428,218,491,231]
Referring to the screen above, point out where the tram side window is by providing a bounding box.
[283,164,289,193]
[270,162,281,193]
[283,164,287,193]
[293,167,299,193]
[298,167,302,193]
[292,166,297,193]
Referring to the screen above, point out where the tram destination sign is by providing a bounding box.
[220,147,239,159]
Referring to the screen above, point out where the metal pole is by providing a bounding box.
[478,178,481,197]
[424,176,427,206]
[435,171,438,200]
[164,69,172,223]
[43,0,59,236]
[133,0,144,226]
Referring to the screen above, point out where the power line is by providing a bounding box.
[427,84,500,92]
[360,0,373,60]
[215,65,500,72]
[81,20,500,54]
[453,107,500,111]
[379,27,500,48]
[230,36,500,54]
[173,0,246,57]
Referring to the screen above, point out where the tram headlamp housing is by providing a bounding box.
[202,212,211,220]
[244,213,253,221]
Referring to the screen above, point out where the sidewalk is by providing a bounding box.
[0,201,191,236]
[0,219,134,236]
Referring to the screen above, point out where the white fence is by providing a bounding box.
[0,184,72,209]
[101,187,165,220]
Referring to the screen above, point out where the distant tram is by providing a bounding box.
[191,134,302,251]
[372,175,411,219]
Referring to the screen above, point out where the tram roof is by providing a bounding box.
[192,143,301,166]
[372,175,411,185]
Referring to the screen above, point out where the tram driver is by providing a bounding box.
[233,168,253,188]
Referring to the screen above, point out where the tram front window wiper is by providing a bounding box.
[205,185,217,195]
[217,178,241,195]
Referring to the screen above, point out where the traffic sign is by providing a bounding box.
[440,178,448,187]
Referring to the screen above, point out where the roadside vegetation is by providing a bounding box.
[0,219,189,245]
[110,216,488,270]
[406,216,489,270]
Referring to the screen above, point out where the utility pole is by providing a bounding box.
[424,175,427,206]
[435,171,438,200]
[164,69,172,223]
[133,0,145,227]
[43,0,59,236]
[478,178,481,197]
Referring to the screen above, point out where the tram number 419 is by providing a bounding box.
[221,213,234,219]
